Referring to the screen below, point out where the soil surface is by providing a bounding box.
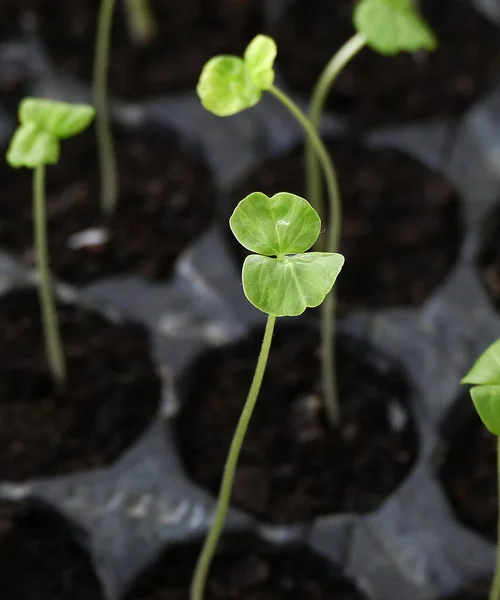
[478,204,500,309]
[177,322,417,524]
[38,0,262,100]
[229,140,462,312]
[0,505,103,600]
[445,581,491,600]
[0,0,36,40]
[127,543,366,600]
[274,0,499,126]
[0,288,160,481]
[439,396,497,542]
[0,126,214,284]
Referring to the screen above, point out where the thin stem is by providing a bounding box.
[93,0,118,215]
[33,166,65,386]
[269,85,340,425]
[490,436,500,600]
[306,33,365,224]
[124,0,157,43]
[190,314,277,600]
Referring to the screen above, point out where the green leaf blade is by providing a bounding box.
[462,340,500,386]
[244,34,277,90]
[19,98,95,139]
[230,192,321,256]
[6,122,60,168]
[196,56,261,117]
[354,0,437,56]
[242,252,344,317]
[470,385,500,436]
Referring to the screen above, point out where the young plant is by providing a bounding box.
[6,98,95,386]
[197,34,344,423]
[93,0,157,216]
[306,0,437,226]
[462,340,500,600]
[190,191,344,600]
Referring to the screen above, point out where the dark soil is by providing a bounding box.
[228,140,462,312]
[127,542,366,600]
[0,505,103,600]
[0,0,36,40]
[478,204,500,309]
[0,288,161,481]
[439,396,497,542]
[37,0,262,100]
[0,126,214,284]
[274,0,499,126]
[177,322,417,524]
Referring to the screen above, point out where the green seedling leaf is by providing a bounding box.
[462,339,500,386]
[197,35,278,116]
[354,0,437,55]
[230,192,320,256]
[20,98,95,139]
[197,55,261,117]
[470,385,500,436]
[242,253,344,317]
[7,122,60,168]
[244,34,277,90]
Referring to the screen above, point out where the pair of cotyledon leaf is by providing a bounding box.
[197,0,437,118]
[231,192,344,317]
[7,99,95,169]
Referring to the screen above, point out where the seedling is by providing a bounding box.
[306,0,437,230]
[197,34,343,423]
[6,98,95,386]
[93,0,157,216]
[462,340,500,600]
[190,191,344,600]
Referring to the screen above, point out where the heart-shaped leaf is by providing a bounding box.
[7,122,60,168]
[242,253,344,317]
[470,385,500,436]
[197,55,262,117]
[244,34,277,90]
[20,98,95,139]
[462,339,500,386]
[230,192,321,256]
[354,0,437,56]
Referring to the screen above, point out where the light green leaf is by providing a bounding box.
[470,385,500,436]
[6,122,60,168]
[462,340,500,386]
[230,192,321,257]
[244,34,277,90]
[242,252,344,317]
[19,98,95,139]
[354,0,437,56]
[197,55,261,117]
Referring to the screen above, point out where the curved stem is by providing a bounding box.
[269,85,340,425]
[124,0,157,43]
[93,0,118,215]
[190,314,277,600]
[490,436,500,600]
[306,33,365,214]
[33,166,65,386]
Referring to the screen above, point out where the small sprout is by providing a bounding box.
[6,97,95,386]
[197,35,277,116]
[230,192,344,317]
[462,339,500,435]
[354,0,437,56]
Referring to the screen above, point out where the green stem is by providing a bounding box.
[306,33,365,227]
[93,0,118,215]
[490,436,500,600]
[190,314,277,600]
[124,0,157,43]
[33,166,65,386]
[269,85,340,425]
